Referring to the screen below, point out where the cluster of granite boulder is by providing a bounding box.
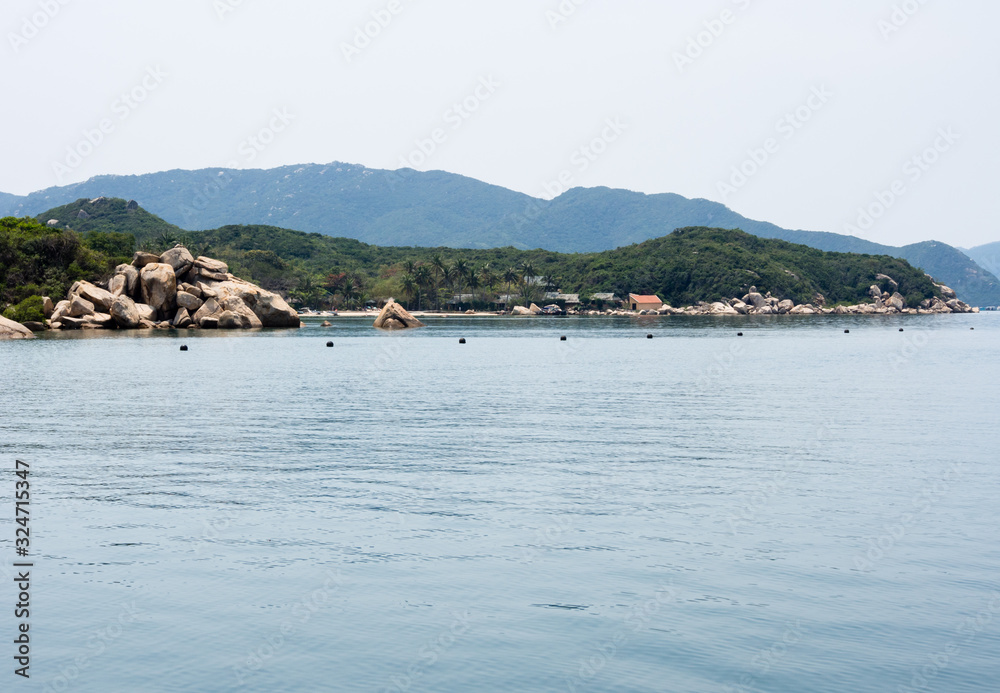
[44,246,300,331]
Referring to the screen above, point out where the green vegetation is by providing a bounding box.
[0,216,123,313]
[5,198,942,316]
[2,295,46,323]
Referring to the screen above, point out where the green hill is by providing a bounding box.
[16,199,942,312]
[2,163,997,305]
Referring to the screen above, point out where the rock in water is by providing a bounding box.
[0,315,35,340]
[193,298,222,325]
[140,263,177,314]
[110,295,141,329]
[373,300,425,329]
[511,306,532,316]
[529,303,543,315]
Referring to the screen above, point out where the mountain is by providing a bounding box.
[19,200,945,311]
[3,162,999,304]
[965,242,1000,289]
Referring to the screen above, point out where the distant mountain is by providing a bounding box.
[965,242,1000,288]
[3,162,999,305]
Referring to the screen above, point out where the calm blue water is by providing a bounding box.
[2,315,998,692]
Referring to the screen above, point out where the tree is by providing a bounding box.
[466,270,481,309]
[401,273,418,310]
[452,259,470,307]
[502,266,519,310]
[479,264,498,306]
[430,255,449,310]
[519,261,537,306]
[414,265,434,311]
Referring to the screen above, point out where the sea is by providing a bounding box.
[1,314,998,692]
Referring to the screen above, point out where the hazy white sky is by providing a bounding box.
[2,0,998,247]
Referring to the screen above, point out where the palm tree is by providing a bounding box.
[466,271,481,310]
[401,274,418,310]
[430,255,449,310]
[519,261,537,307]
[502,266,519,310]
[414,265,433,311]
[452,259,470,305]
[480,264,498,307]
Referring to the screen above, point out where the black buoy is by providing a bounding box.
[459,338,466,344]
[737,332,744,337]
[844,330,850,334]
[899,328,904,332]
[646,334,653,339]
[971,328,975,331]
[560,336,567,341]
[326,341,334,347]
[180,345,188,351]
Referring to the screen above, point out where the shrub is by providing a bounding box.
[2,295,46,324]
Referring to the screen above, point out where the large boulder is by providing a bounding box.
[74,281,115,311]
[887,292,906,312]
[0,315,35,340]
[69,295,95,318]
[135,303,157,322]
[373,300,425,329]
[83,313,114,329]
[110,295,141,329]
[115,264,140,296]
[50,300,71,323]
[140,263,177,314]
[131,251,161,269]
[108,274,127,297]
[743,292,766,308]
[42,297,54,318]
[777,299,795,314]
[176,291,204,313]
[160,246,195,276]
[938,285,957,300]
[198,278,300,327]
[529,303,543,315]
[217,310,248,329]
[193,298,222,324]
[173,308,193,328]
[511,306,532,316]
[194,256,228,274]
[220,296,263,328]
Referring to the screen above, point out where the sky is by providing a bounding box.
[2,0,998,248]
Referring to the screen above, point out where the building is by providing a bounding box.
[543,292,582,306]
[590,293,620,305]
[627,294,664,311]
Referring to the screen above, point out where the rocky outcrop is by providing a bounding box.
[511,306,532,316]
[42,246,299,332]
[110,295,141,329]
[140,263,177,314]
[373,300,426,329]
[0,315,35,340]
